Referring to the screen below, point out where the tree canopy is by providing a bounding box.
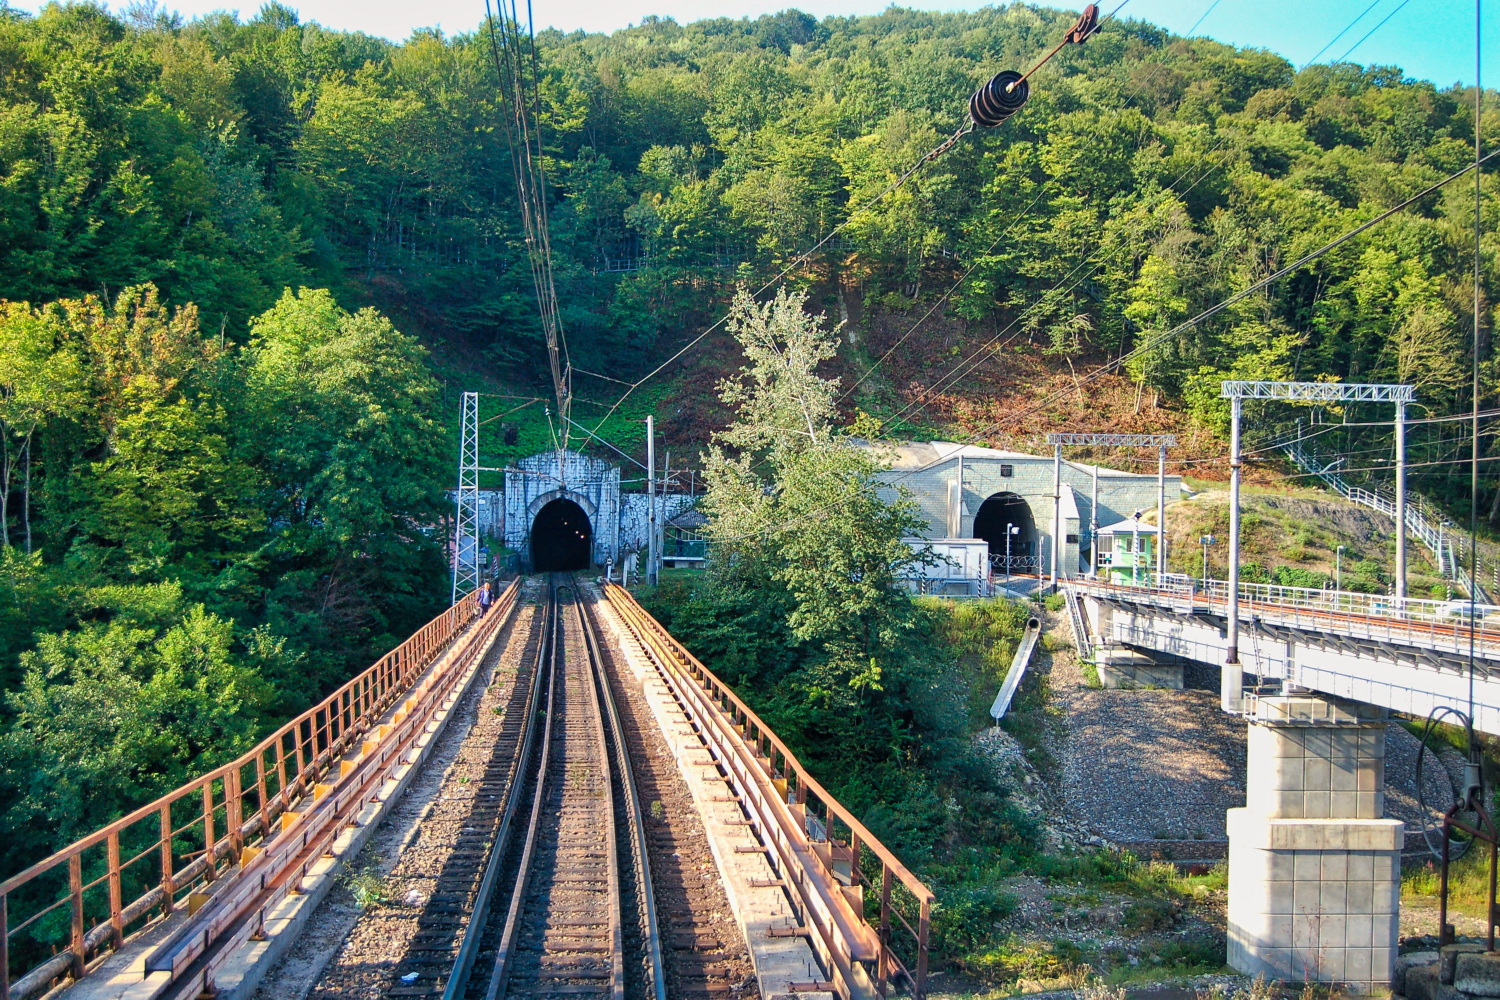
[0,0,1491,409]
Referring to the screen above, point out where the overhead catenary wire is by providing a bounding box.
[583,2,1124,442]
[852,0,1391,430]
[711,150,1498,544]
[1332,0,1414,65]
[979,149,1500,439]
[484,0,572,450]
[841,0,1224,403]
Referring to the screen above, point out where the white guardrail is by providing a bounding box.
[1068,575,1500,659]
[1282,440,1492,604]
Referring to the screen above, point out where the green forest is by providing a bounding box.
[0,0,1495,936]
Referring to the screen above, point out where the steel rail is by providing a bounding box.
[602,582,934,1000]
[438,587,554,1000]
[475,579,563,1000]
[570,582,627,1000]
[471,575,646,1000]
[577,587,667,1000]
[1,582,518,1000]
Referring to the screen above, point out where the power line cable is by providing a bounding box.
[1332,0,1414,64]
[712,150,1499,543]
[840,0,1224,405]
[1301,0,1383,66]
[583,2,1128,441]
[975,149,1499,439]
[853,0,1391,435]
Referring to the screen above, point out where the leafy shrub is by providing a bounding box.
[1120,897,1178,932]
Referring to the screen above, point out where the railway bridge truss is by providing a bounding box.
[1,578,932,1000]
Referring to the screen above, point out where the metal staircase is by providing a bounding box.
[1062,586,1094,661]
[1282,440,1490,603]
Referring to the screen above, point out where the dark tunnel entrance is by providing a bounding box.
[973,492,1038,574]
[531,498,593,572]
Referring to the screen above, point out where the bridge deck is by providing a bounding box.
[4,578,932,1000]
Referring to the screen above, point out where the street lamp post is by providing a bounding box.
[1132,510,1143,587]
[1005,523,1019,586]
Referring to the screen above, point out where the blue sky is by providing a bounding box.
[22,0,1499,89]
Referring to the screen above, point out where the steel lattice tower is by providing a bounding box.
[451,391,482,603]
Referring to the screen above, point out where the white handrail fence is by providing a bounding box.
[1282,439,1491,603]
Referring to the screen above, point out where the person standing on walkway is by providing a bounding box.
[477,579,493,617]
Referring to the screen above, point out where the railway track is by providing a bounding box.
[357,586,551,999]
[306,575,760,1000]
[420,576,661,1000]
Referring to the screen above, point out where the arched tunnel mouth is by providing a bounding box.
[973,491,1038,572]
[531,498,592,572]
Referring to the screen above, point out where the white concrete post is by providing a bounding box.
[948,455,962,537]
[1394,400,1407,601]
[1157,442,1167,580]
[1227,696,1402,993]
[1090,463,1100,578]
[646,415,658,587]
[1050,443,1062,592]
[1224,395,1243,713]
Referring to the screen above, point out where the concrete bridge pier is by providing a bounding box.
[1227,695,1404,993]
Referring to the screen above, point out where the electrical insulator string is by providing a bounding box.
[484,0,572,451]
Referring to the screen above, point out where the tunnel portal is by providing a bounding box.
[973,491,1038,573]
[531,498,593,572]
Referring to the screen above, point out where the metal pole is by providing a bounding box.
[452,391,480,604]
[1050,443,1062,592]
[1132,517,1140,587]
[1090,464,1100,578]
[1396,399,1408,601]
[646,415,658,587]
[1156,443,1167,580]
[660,449,670,569]
[1006,526,1012,587]
[1224,395,1243,713]
[1337,546,1344,591]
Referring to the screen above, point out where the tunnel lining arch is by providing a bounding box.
[972,491,1038,573]
[530,496,593,572]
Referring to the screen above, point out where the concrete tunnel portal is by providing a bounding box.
[531,497,593,572]
[973,491,1038,572]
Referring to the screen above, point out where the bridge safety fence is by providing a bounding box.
[0,581,517,1000]
[603,583,935,1000]
[1070,576,1500,659]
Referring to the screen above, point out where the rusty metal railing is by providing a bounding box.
[602,583,934,999]
[0,581,517,1000]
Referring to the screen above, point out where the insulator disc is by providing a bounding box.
[969,70,1030,128]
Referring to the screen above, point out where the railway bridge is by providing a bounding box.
[0,579,932,1000]
[1069,575,1500,993]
